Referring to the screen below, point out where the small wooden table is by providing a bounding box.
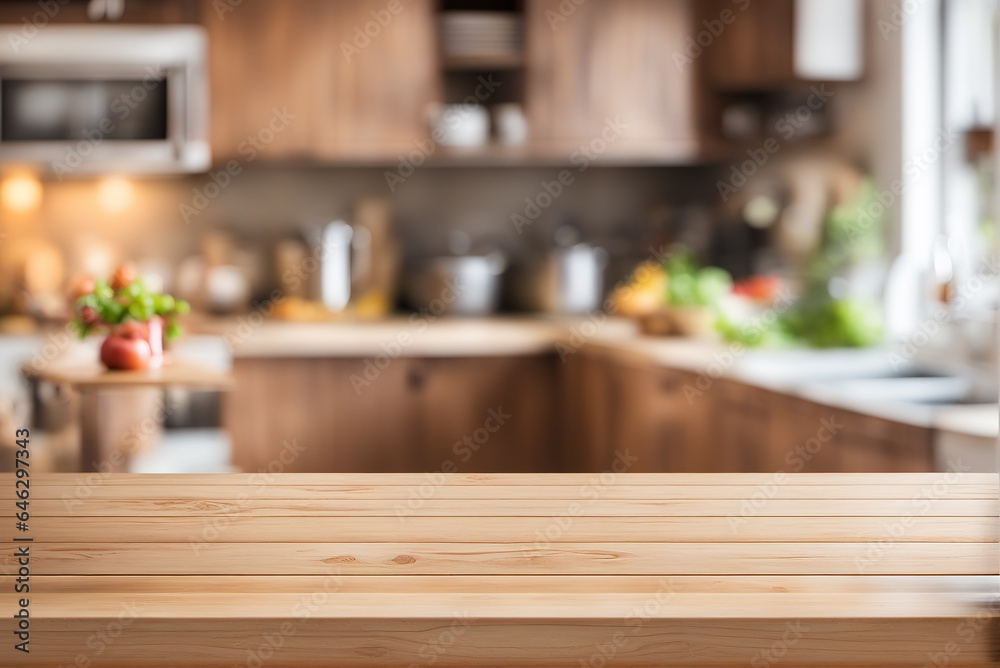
[1,472,997,666]
[22,360,233,472]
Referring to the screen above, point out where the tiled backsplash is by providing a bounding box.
[5,164,718,257]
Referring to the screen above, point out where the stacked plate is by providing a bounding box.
[440,12,523,59]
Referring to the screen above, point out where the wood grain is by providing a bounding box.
[223,355,560,473]
[13,497,996,517]
[2,473,996,667]
[526,0,700,156]
[9,619,998,667]
[3,542,996,576]
[17,472,995,485]
[18,515,999,543]
[21,360,233,389]
[204,0,440,163]
[16,482,999,500]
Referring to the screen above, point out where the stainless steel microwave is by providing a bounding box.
[0,25,210,175]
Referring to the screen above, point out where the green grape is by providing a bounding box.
[93,281,114,302]
[164,319,182,342]
[122,282,144,299]
[127,295,155,322]
[174,300,191,315]
[153,294,175,315]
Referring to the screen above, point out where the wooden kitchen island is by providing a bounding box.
[2,472,998,666]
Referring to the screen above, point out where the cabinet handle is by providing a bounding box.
[407,366,427,391]
[659,376,680,392]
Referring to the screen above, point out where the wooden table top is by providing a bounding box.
[21,358,233,390]
[2,472,998,667]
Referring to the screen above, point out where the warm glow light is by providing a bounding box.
[97,177,134,213]
[1,174,43,213]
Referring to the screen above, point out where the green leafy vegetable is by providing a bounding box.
[70,272,189,342]
[662,246,733,308]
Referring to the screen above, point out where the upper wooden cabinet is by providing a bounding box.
[699,0,795,90]
[203,0,439,162]
[699,0,864,90]
[203,0,704,164]
[0,0,199,23]
[525,0,700,159]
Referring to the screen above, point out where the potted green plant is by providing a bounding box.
[69,264,190,371]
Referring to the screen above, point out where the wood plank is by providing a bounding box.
[19,483,999,500]
[3,472,996,667]
[15,497,997,517]
[0,619,995,667]
[24,515,1000,543]
[4,592,993,620]
[15,472,995,486]
[3,543,996,576]
[20,360,233,389]
[25,574,999,596]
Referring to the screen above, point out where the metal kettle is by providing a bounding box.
[515,225,609,314]
[316,220,356,313]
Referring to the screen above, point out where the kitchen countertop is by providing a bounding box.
[189,316,998,439]
[191,315,579,358]
[585,329,997,438]
[934,405,1000,440]
[4,472,997,667]
[196,315,996,437]
[10,315,998,440]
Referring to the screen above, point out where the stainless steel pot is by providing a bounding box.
[514,242,609,314]
[406,253,506,316]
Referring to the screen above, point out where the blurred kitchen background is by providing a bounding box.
[0,0,996,474]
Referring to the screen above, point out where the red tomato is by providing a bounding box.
[69,275,96,300]
[79,305,99,326]
[111,263,137,291]
[100,325,152,371]
[735,275,781,301]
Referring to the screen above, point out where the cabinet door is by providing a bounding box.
[203,0,439,162]
[225,357,421,473]
[318,0,440,159]
[560,351,616,472]
[525,0,698,155]
[604,359,719,473]
[774,398,933,474]
[718,380,774,472]
[773,396,842,473]
[411,356,559,473]
[654,367,719,472]
[834,412,934,473]
[700,0,795,90]
[204,0,329,161]
[605,360,673,472]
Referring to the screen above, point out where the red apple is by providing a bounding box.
[100,323,152,371]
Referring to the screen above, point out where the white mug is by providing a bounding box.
[493,104,528,145]
[429,104,490,147]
